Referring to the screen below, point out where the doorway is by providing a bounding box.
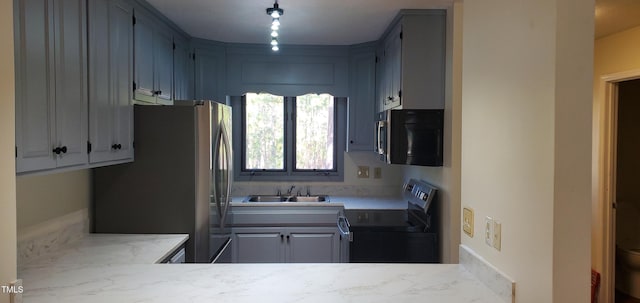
[614,79,640,303]
[597,71,640,303]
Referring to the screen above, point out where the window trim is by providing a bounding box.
[231,94,346,182]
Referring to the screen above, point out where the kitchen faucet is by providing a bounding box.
[286,185,296,196]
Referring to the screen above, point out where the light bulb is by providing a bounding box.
[272,19,280,27]
[272,45,279,51]
[271,31,278,38]
[271,38,278,46]
[271,11,280,18]
[271,23,279,31]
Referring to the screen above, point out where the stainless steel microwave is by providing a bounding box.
[376,109,444,166]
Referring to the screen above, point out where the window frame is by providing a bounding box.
[232,94,346,182]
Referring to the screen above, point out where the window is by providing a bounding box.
[234,93,345,181]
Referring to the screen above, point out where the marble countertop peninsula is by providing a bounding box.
[21,263,505,303]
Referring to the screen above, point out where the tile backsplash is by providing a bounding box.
[231,183,401,197]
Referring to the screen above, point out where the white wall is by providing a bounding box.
[0,0,16,302]
[16,169,91,229]
[461,0,592,302]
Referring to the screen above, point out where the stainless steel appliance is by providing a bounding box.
[376,109,444,166]
[93,101,233,263]
[346,179,439,263]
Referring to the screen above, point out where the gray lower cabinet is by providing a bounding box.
[14,0,88,173]
[87,0,133,164]
[232,227,341,263]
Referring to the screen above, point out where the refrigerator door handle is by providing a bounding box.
[219,123,233,226]
[212,126,224,221]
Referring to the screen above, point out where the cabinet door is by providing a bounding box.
[53,0,88,168]
[384,22,402,110]
[347,50,376,152]
[133,9,155,103]
[154,29,173,104]
[195,48,225,101]
[286,228,339,263]
[88,0,133,163]
[174,38,193,100]
[111,0,134,160]
[232,228,284,263]
[15,0,57,172]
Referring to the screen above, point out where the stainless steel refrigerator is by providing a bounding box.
[93,101,233,263]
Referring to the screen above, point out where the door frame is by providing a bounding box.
[596,69,640,302]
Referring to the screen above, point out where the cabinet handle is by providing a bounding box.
[280,234,284,241]
[350,140,354,144]
[112,144,122,150]
[52,147,61,155]
[60,146,67,154]
[286,235,290,242]
[117,144,122,149]
[153,90,162,96]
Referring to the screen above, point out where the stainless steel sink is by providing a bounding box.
[245,195,289,202]
[244,195,330,203]
[287,195,329,202]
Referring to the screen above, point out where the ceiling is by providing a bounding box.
[595,0,640,38]
[146,0,640,44]
[145,0,453,45]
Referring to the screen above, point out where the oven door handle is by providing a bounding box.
[377,121,385,155]
[337,215,352,242]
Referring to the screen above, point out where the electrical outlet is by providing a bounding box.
[484,217,493,247]
[463,207,474,237]
[493,220,502,251]
[373,167,382,179]
[357,166,370,178]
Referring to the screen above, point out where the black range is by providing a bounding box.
[345,179,439,263]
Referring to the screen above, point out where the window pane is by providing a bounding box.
[295,94,334,170]
[244,93,284,170]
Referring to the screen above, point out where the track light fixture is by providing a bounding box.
[266,1,283,51]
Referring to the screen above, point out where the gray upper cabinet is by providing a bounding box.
[15,0,88,173]
[133,8,173,105]
[347,46,376,152]
[194,47,226,102]
[377,11,446,110]
[88,0,133,164]
[173,36,194,100]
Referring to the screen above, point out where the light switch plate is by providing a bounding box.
[463,207,474,237]
[493,221,502,251]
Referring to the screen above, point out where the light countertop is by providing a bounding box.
[19,233,189,268]
[232,196,407,210]
[21,263,504,303]
[17,232,505,302]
